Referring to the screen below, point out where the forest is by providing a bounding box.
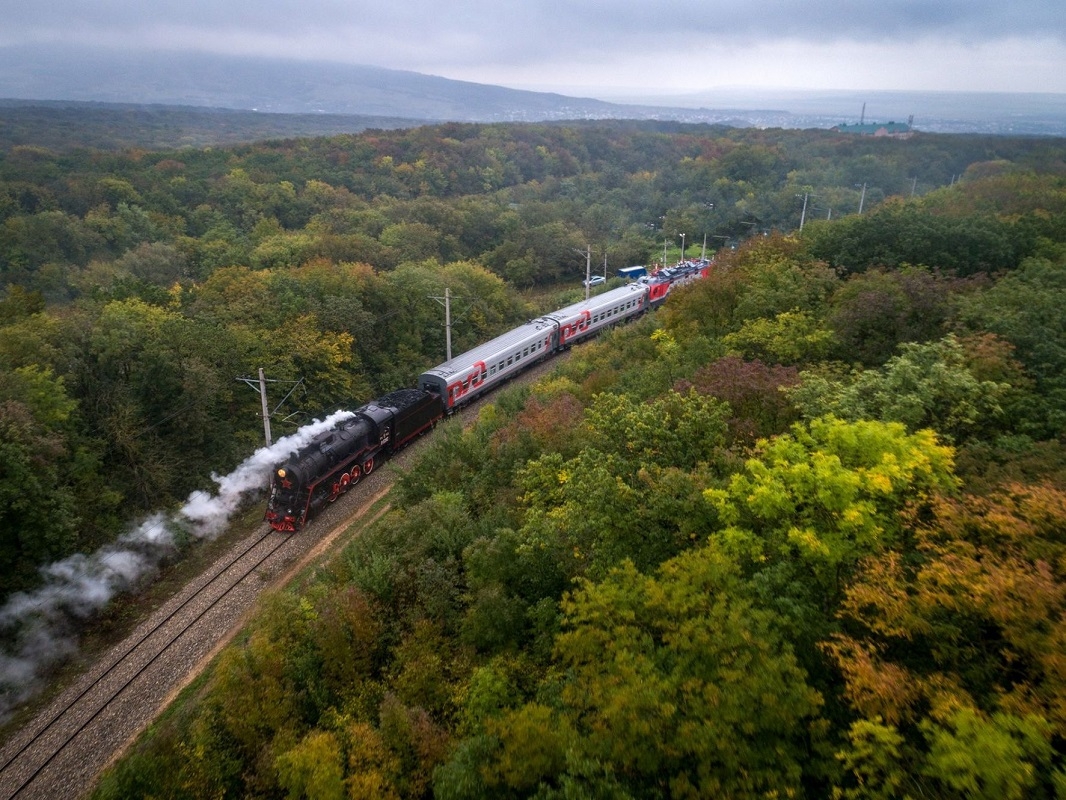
[1,115,1066,796]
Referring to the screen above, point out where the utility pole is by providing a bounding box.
[798,192,809,231]
[429,287,453,361]
[857,182,867,215]
[258,368,271,446]
[237,370,305,447]
[584,244,591,300]
[444,287,451,361]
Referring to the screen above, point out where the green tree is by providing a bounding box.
[921,708,1055,800]
[478,550,823,798]
[517,389,728,579]
[0,378,80,591]
[790,335,1010,444]
[723,308,835,365]
[826,266,960,367]
[803,201,1029,276]
[955,255,1066,438]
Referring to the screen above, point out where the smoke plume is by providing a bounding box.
[0,410,353,721]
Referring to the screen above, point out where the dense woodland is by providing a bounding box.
[0,101,420,153]
[1,116,1066,796]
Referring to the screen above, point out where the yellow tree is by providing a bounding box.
[827,483,1066,797]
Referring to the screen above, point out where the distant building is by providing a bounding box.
[832,120,914,138]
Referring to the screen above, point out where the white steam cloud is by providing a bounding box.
[0,410,353,721]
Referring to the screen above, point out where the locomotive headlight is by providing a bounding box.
[278,469,286,478]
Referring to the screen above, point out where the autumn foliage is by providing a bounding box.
[1,118,1053,798]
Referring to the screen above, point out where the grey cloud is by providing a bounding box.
[6,0,1064,50]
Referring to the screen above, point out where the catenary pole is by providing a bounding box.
[259,367,272,446]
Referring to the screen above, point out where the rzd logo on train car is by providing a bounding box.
[446,361,488,407]
[559,311,592,345]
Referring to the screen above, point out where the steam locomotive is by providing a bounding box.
[264,389,441,531]
[265,261,710,531]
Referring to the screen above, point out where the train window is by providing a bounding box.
[507,356,513,366]
[489,366,496,376]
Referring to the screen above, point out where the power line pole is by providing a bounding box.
[258,367,271,446]
[429,287,454,361]
[585,245,591,300]
[237,371,305,447]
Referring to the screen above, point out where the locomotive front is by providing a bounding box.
[265,415,375,531]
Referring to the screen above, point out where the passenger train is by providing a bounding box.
[265,260,711,530]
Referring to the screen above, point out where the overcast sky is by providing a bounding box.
[3,0,1064,97]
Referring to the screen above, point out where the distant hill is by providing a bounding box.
[0,44,654,123]
[2,45,1064,137]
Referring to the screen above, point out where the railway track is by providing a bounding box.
[0,467,395,800]
[0,348,571,799]
[0,523,300,799]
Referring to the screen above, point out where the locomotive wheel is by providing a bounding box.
[339,473,351,493]
[363,457,375,475]
[350,465,362,484]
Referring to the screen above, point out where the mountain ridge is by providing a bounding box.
[0,45,666,122]
[2,44,1065,135]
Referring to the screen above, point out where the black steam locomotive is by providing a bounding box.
[265,389,441,531]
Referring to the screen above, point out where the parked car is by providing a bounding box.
[583,275,607,287]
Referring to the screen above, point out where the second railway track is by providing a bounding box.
[0,523,298,799]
